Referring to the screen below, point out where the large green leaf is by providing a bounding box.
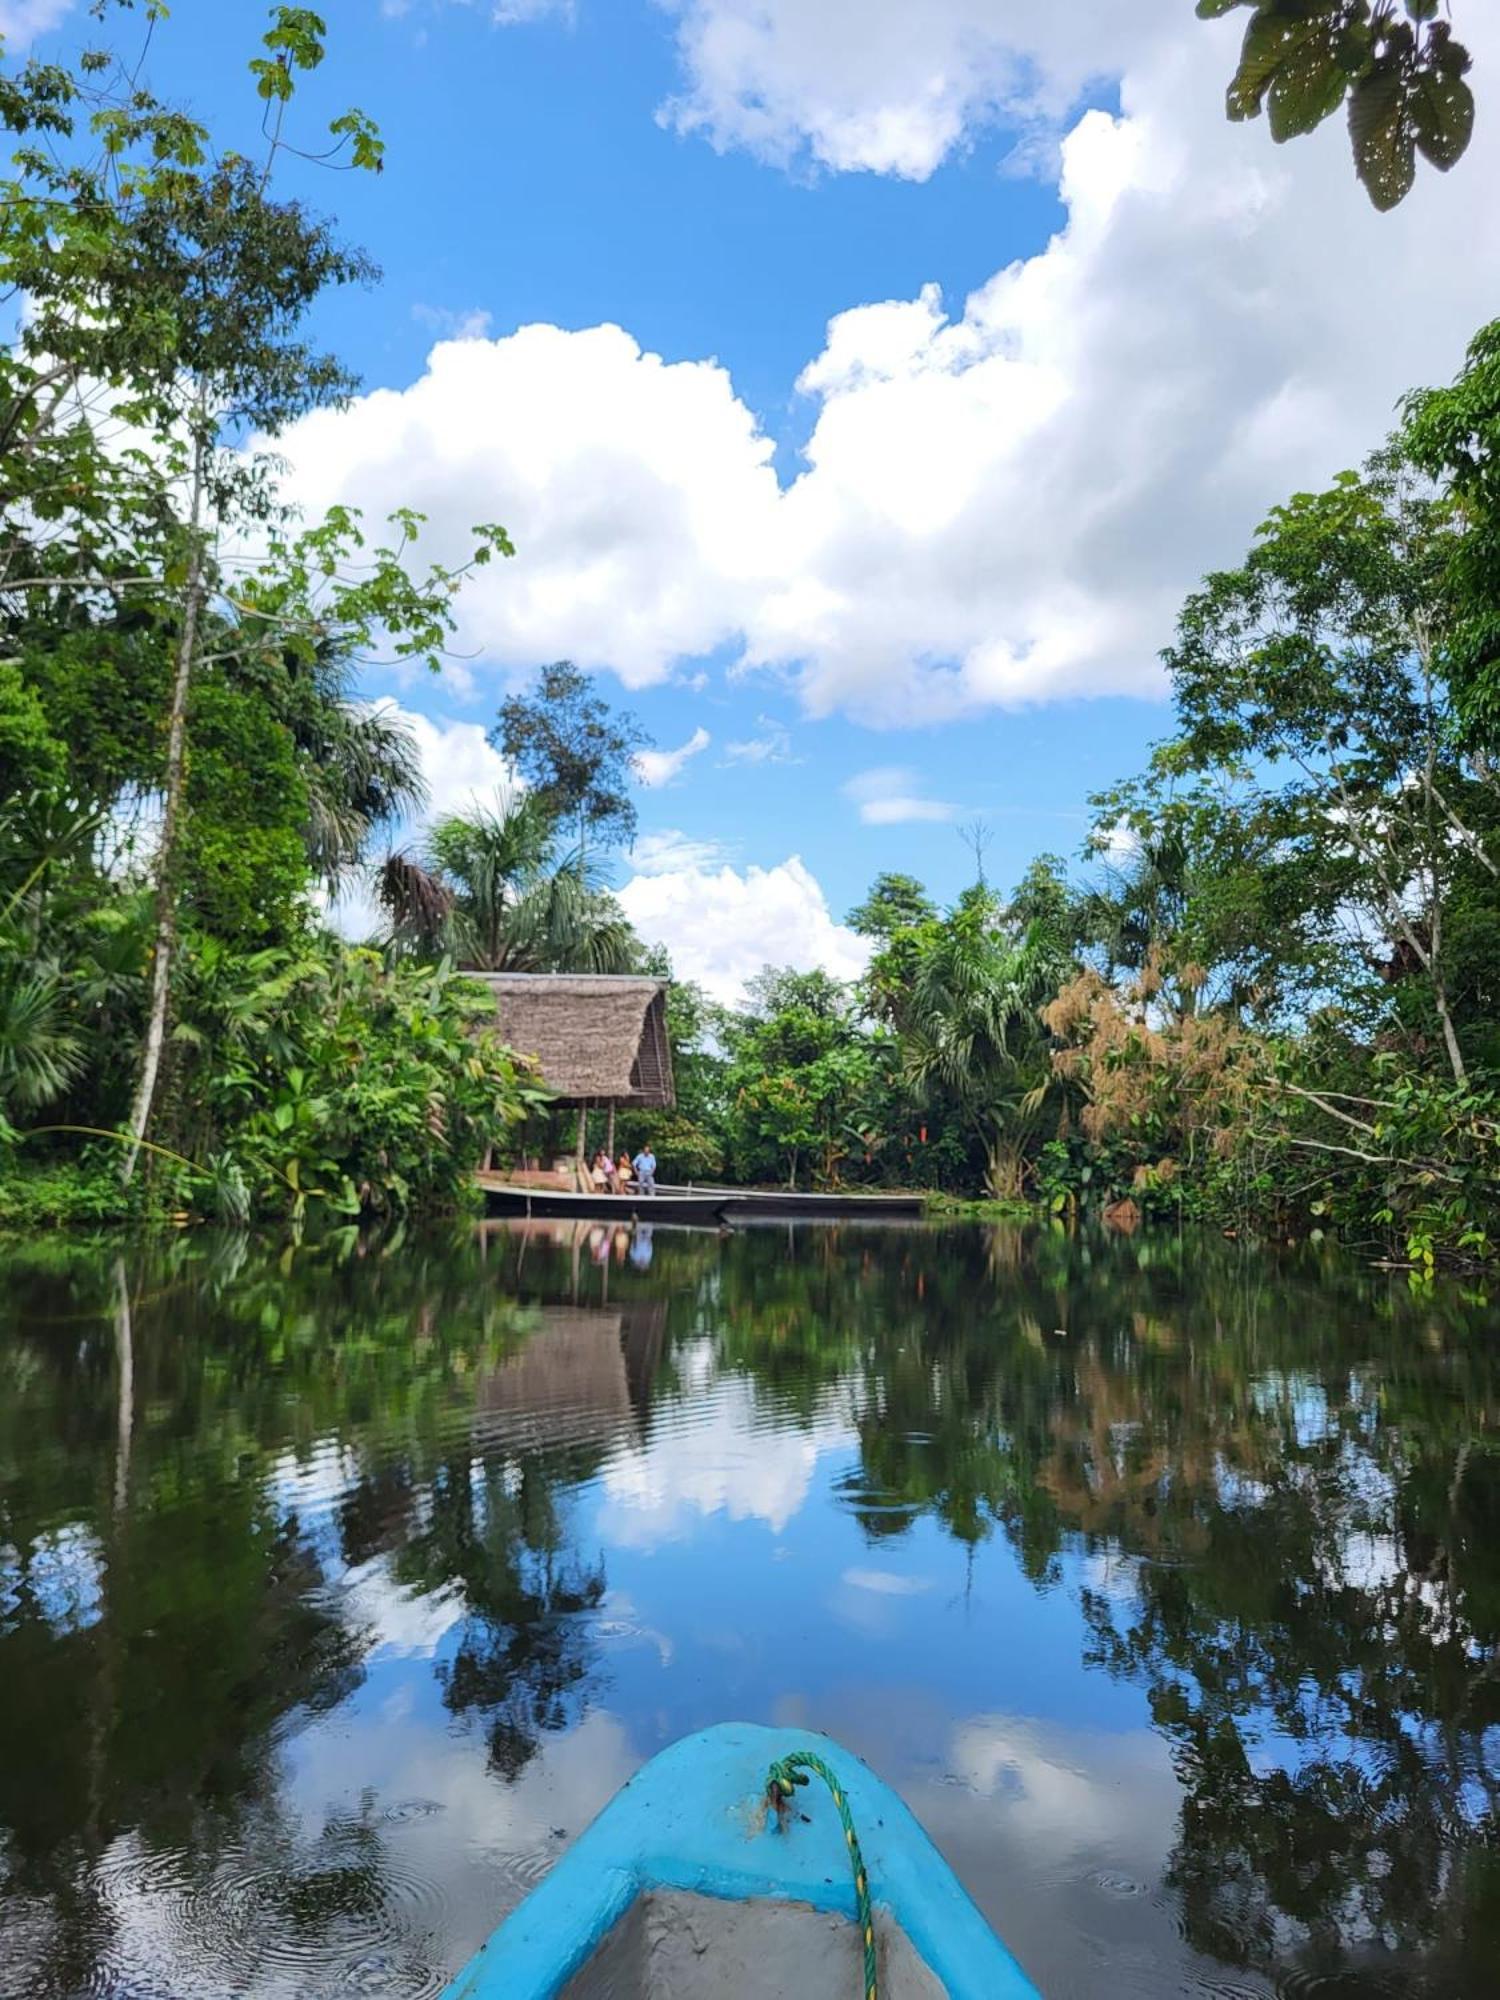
[1410,65,1474,169]
[1348,61,1416,211]
[1266,30,1348,140]
[1228,9,1318,121]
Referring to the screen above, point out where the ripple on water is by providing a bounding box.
[85,1836,453,1999]
[1277,1970,1409,1998]
[379,1800,444,1825]
[593,1617,643,1642]
[1087,1867,1149,1899]
[479,1844,556,1899]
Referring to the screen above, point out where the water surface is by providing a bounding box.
[1,1221,1497,1997]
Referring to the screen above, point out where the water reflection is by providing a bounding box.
[0,1222,1496,1996]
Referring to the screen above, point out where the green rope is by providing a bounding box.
[765,1751,877,2000]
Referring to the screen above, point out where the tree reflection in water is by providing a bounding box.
[0,1230,616,1990]
[1,1220,1497,1994]
[699,1223,1500,1994]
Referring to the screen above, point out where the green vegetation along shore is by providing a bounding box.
[3,9,1498,1268]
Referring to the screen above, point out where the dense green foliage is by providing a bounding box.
[495,659,651,852]
[0,8,532,1224]
[634,334,1500,1268]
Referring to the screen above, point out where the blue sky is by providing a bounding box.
[10,0,1497,999]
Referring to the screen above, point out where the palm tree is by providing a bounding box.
[0,792,103,1122]
[903,893,1071,1198]
[378,792,636,974]
[269,645,427,892]
[300,698,427,892]
[0,969,83,1118]
[1080,820,1202,1018]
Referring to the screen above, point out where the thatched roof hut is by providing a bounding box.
[472,973,675,1109]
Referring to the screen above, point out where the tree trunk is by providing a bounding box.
[1432,966,1468,1086]
[113,1257,133,1521]
[1417,629,1467,1087]
[121,424,209,1186]
[985,1133,1024,1201]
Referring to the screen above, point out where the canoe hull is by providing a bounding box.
[476,1181,926,1225]
[478,1185,733,1226]
[440,1722,1038,2000]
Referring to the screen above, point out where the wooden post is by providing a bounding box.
[575,1103,587,1188]
[606,1103,616,1161]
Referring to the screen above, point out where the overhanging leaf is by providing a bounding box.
[1267,33,1347,140]
[1228,10,1321,121]
[1410,66,1474,169]
[1348,60,1416,211]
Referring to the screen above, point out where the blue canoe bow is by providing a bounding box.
[441,1722,1039,1998]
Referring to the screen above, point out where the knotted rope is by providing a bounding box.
[765,1751,877,2000]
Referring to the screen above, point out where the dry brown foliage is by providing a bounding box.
[1044,960,1263,1159]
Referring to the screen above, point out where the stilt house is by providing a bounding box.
[471,973,674,1167]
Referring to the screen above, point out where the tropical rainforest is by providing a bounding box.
[3,6,1499,1268]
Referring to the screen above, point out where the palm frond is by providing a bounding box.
[0,969,85,1113]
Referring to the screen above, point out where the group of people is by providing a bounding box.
[590,1143,656,1196]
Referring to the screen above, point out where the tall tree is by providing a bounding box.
[847,872,937,940]
[493,661,650,853]
[1158,452,1498,1083]
[1402,317,1500,750]
[0,7,509,1180]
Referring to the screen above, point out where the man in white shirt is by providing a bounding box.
[632,1145,657,1194]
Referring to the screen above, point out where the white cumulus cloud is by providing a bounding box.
[657,0,1132,179]
[634,725,711,788]
[269,321,778,688]
[617,854,869,1004]
[844,765,957,825]
[0,0,74,44]
[269,8,1500,730]
[395,706,517,822]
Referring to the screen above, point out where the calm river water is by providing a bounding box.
[1,1220,1497,1998]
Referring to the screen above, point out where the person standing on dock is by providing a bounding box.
[632,1144,657,1195]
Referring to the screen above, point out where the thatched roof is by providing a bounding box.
[473,973,675,1109]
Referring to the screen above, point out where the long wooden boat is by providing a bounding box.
[476,1181,735,1226]
[475,1177,926,1225]
[441,1722,1038,1999]
[669,1184,926,1220]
